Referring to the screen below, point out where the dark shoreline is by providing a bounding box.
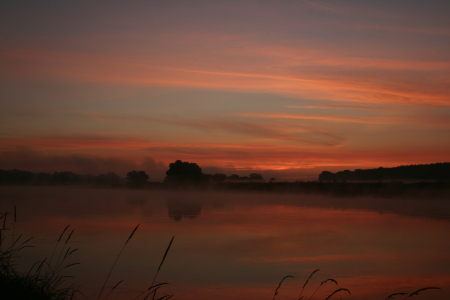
[2,180,450,199]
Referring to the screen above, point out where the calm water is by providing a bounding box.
[1,186,449,300]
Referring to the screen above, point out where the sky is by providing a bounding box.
[1,0,449,180]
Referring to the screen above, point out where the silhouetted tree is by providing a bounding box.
[127,170,149,187]
[97,172,121,185]
[202,173,213,181]
[213,173,227,182]
[52,171,78,185]
[164,160,203,183]
[0,169,34,185]
[249,173,263,180]
[228,174,240,180]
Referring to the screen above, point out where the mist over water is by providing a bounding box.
[1,186,449,300]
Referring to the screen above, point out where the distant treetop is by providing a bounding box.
[228,174,240,180]
[126,170,149,187]
[165,160,203,183]
[249,173,264,180]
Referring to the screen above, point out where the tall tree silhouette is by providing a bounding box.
[164,160,203,183]
[126,170,149,187]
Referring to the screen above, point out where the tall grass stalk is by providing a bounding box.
[273,275,294,300]
[102,279,123,300]
[97,223,140,300]
[50,225,70,266]
[308,278,338,300]
[298,269,320,300]
[133,236,174,300]
[385,292,407,300]
[403,287,440,299]
[11,205,16,248]
[54,229,75,274]
[323,288,351,300]
[1,211,9,251]
[143,235,174,300]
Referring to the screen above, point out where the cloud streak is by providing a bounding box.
[2,47,449,106]
[1,1,449,174]
[85,113,347,147]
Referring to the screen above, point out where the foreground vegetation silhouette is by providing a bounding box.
[0,208,174,300]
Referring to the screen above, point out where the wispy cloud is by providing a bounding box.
[2,48,449,106]
[85,113,347,147]
[234,112,450,127]
[287,103,387,111]
[234,112,390,124]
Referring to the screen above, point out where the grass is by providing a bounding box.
[0,210,79,300]
[273,269,351,300]
[273,268,441,300]
[0,208,175,300]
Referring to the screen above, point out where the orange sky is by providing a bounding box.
[1,0,449,180]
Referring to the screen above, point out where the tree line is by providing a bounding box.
[0,160,265,186]
[0,169,121,186]
[319,162,450,181]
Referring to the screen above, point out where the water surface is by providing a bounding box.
[1,186,449,300]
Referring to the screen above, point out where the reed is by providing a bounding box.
[50,225,70,265]
[323,288,351,300]
[404,287,441,298]
[385,292,407,300]
[134,235,175,300]
[273,275,294,300]
[1,238,78,300]
[1,208,79,300]
[97,223,140,300]
[309,278,338,300]
[54,229,75,273]
[102,279,123,300]
[383,286,441,300]
[11,205,16,248]
[2,207,176,300]
[298,269,320,300]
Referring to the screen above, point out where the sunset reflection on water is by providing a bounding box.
[1,187,449,300]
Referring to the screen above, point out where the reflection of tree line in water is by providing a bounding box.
[0,209,443,300]
[122,190,450,224]
[166,199,202,222]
